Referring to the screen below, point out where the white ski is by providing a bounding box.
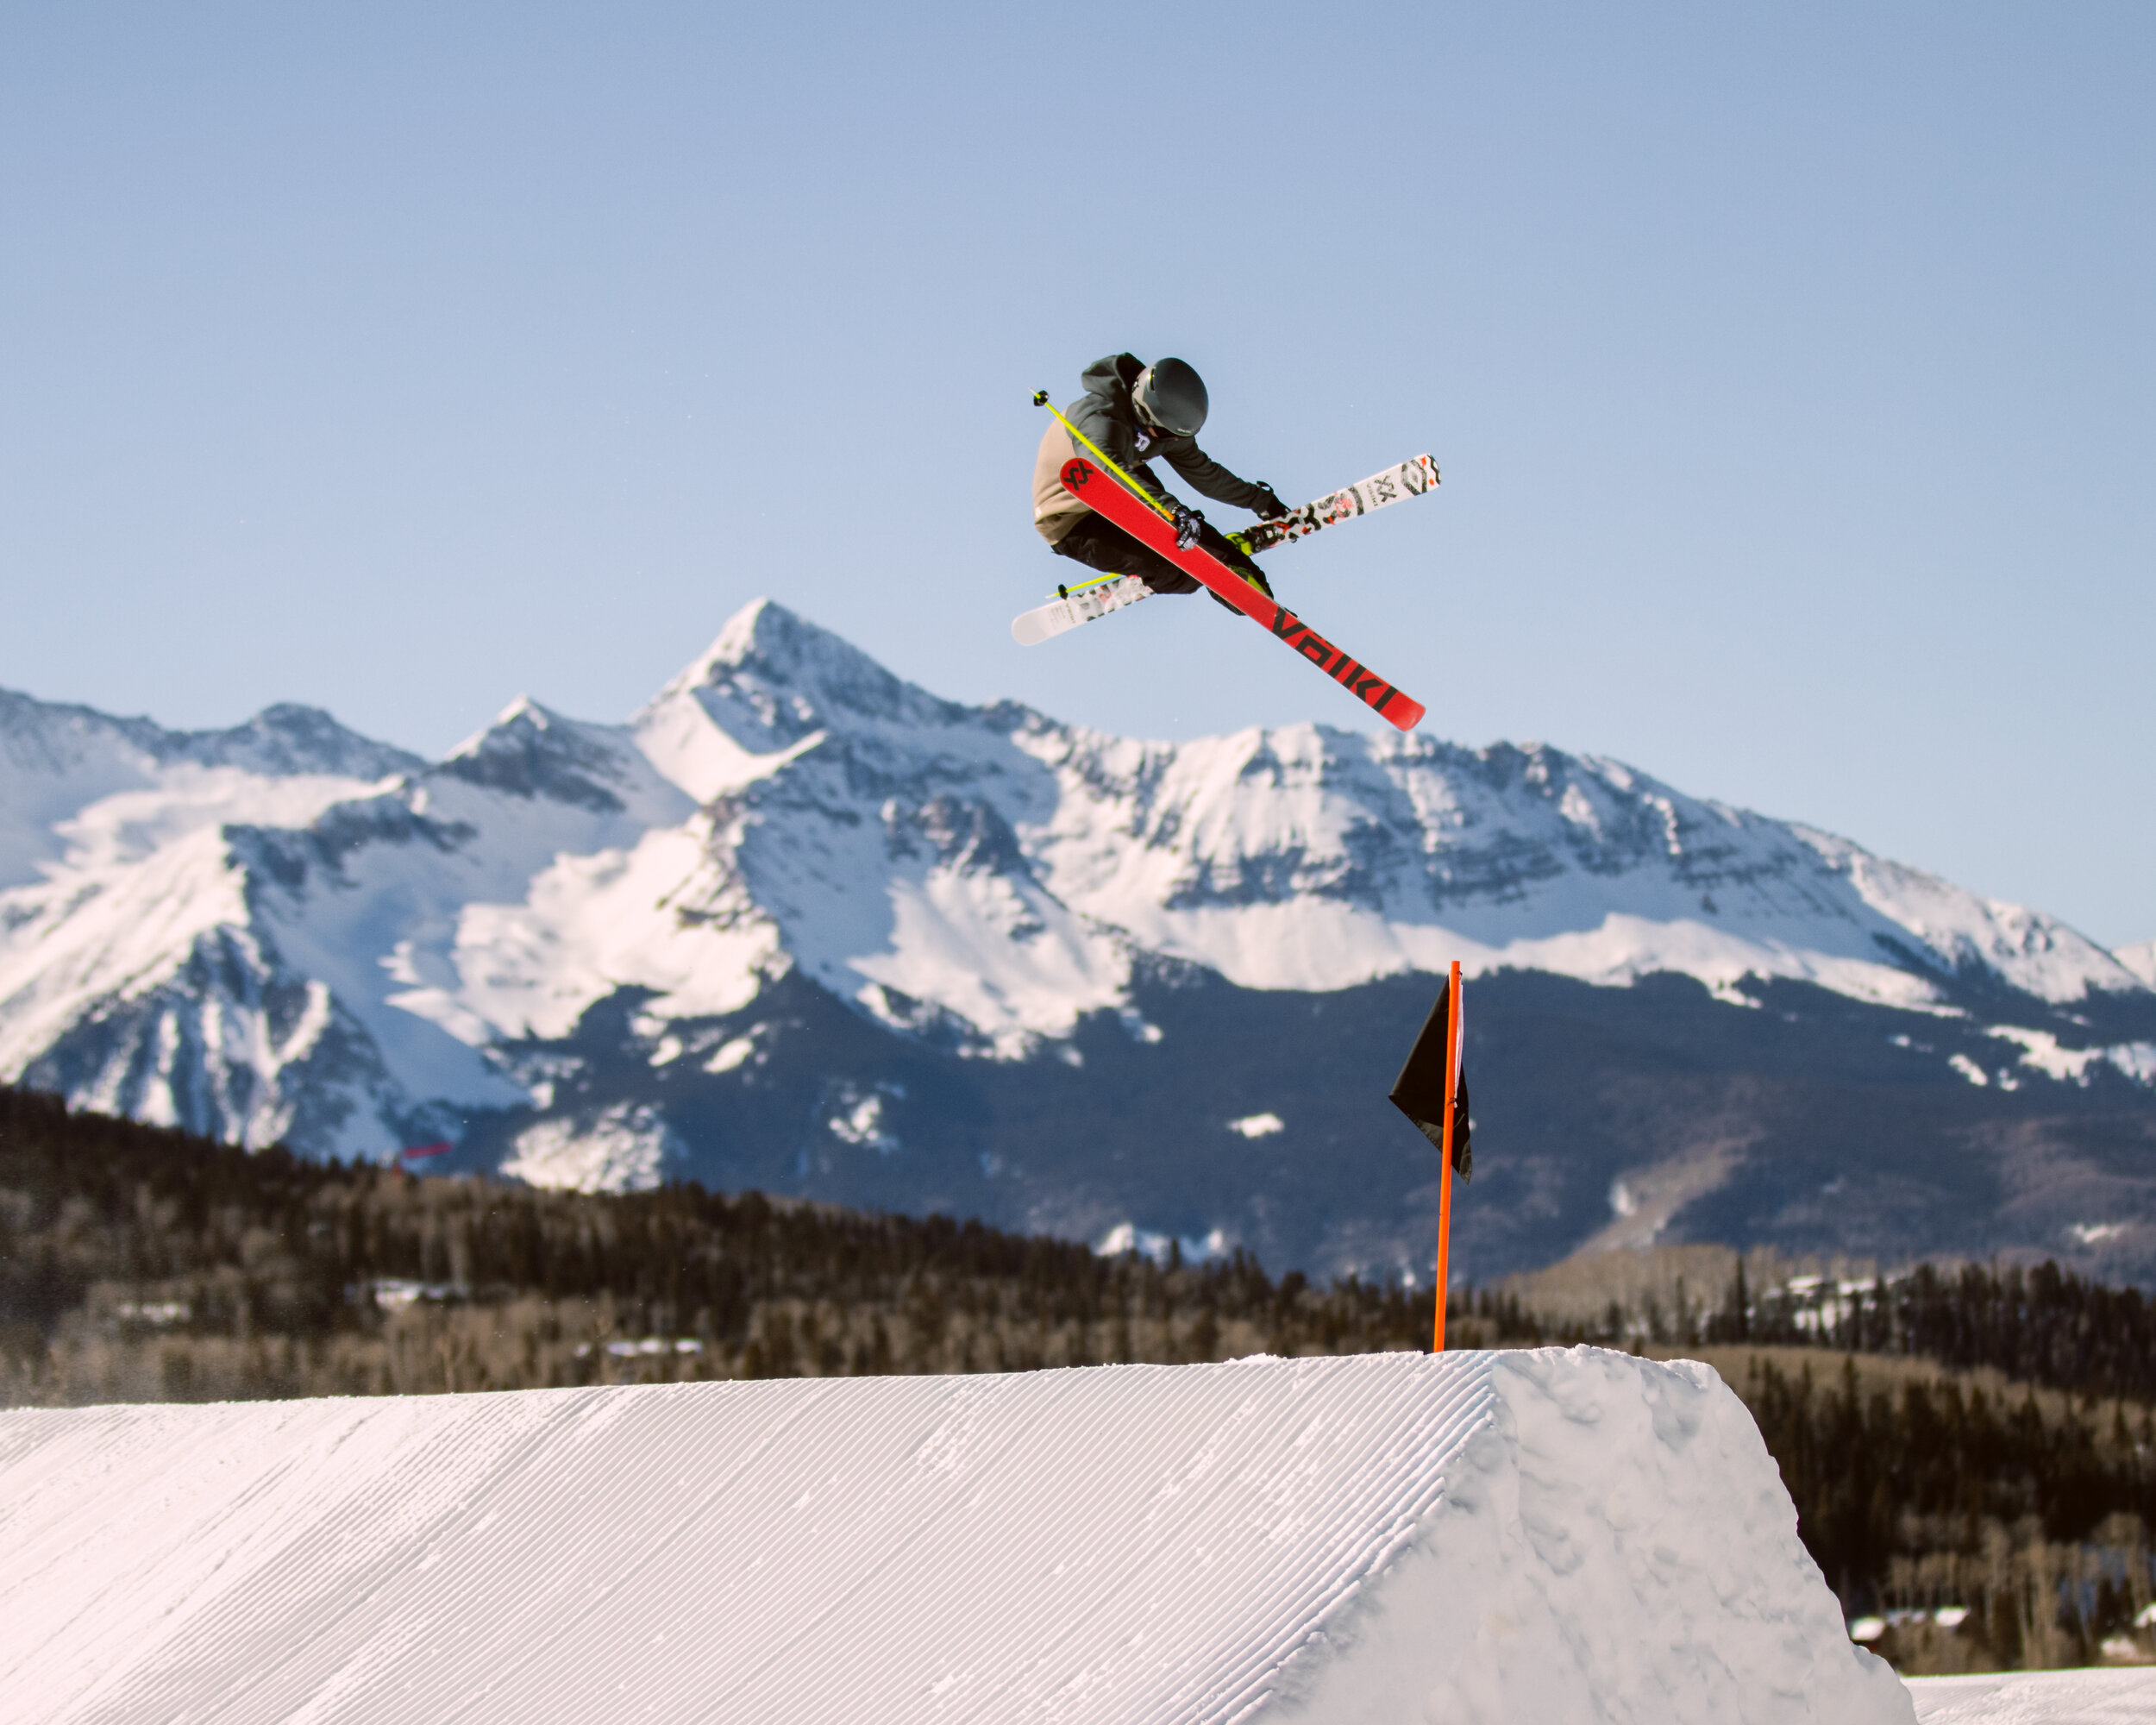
[1230,454,1439,555]
[1011,574,1152,646]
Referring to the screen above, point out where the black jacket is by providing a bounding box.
[1065,354,1269,513]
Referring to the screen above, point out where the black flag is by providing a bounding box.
[1388,979,1472,1182]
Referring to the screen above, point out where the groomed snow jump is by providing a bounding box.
[1,1348,1913,1724]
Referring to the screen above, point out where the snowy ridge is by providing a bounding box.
[0,1349,1909,1724]
[2117,939,2156,990]
[452,600,2144,1056]
[0,597,2145,1161]
[1015,725,2138,1011]
[0,689,417,895]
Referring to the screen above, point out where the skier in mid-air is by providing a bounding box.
[1015,352,1437,726]
[1031,354,1289,600]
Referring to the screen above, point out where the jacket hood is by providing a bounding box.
[1079,353,1144,404]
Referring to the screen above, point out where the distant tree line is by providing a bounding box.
[1727,1259,2156,1405]
[3,1082,2153,1669]
[1746,1354,2153,1667]
[1463,1261,2156,1408]
[0,1083,1430,1400]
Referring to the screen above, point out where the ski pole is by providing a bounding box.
[1432,960,1462,1352]
[1031,391,1179,525]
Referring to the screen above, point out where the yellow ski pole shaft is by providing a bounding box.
[1031,391,1178,524]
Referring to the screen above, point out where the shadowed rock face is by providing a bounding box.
[451,962,2156,1286]
[3,599,2153,1281]
[435,700,632,812]
[170,703,426,781]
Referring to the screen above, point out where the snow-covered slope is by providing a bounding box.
[1907,1666,2156,1722]
[0,697,435,1151]
[3,599,2151,1276]
[0,1348,1911,1725]
[2117,940,2156,990]
[0,691,418,894]
[601,601,2142,1038]
[342,599,2156,1065]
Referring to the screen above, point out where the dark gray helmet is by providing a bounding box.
[1131,358,1208,436]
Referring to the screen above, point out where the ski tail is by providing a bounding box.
[1012,574,1151,645]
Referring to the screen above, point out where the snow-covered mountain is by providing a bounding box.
[2119,939,2156,990]
[6,601,2155,1280]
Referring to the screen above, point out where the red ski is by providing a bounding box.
[1056,456,1426,732]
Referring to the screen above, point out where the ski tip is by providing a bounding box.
[1383,692,1427,732]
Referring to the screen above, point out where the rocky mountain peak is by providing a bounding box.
[3,615,2153,1283]
[173,703,424,781]
[646,599,968,750]
[436,698,643,813]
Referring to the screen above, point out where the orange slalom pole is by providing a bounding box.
[1432,959,1462,1352]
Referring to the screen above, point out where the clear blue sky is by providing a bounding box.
[3,4,2151,945]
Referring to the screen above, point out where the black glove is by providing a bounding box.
[1251,484,1290,521]
[1170,503,1206,550]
